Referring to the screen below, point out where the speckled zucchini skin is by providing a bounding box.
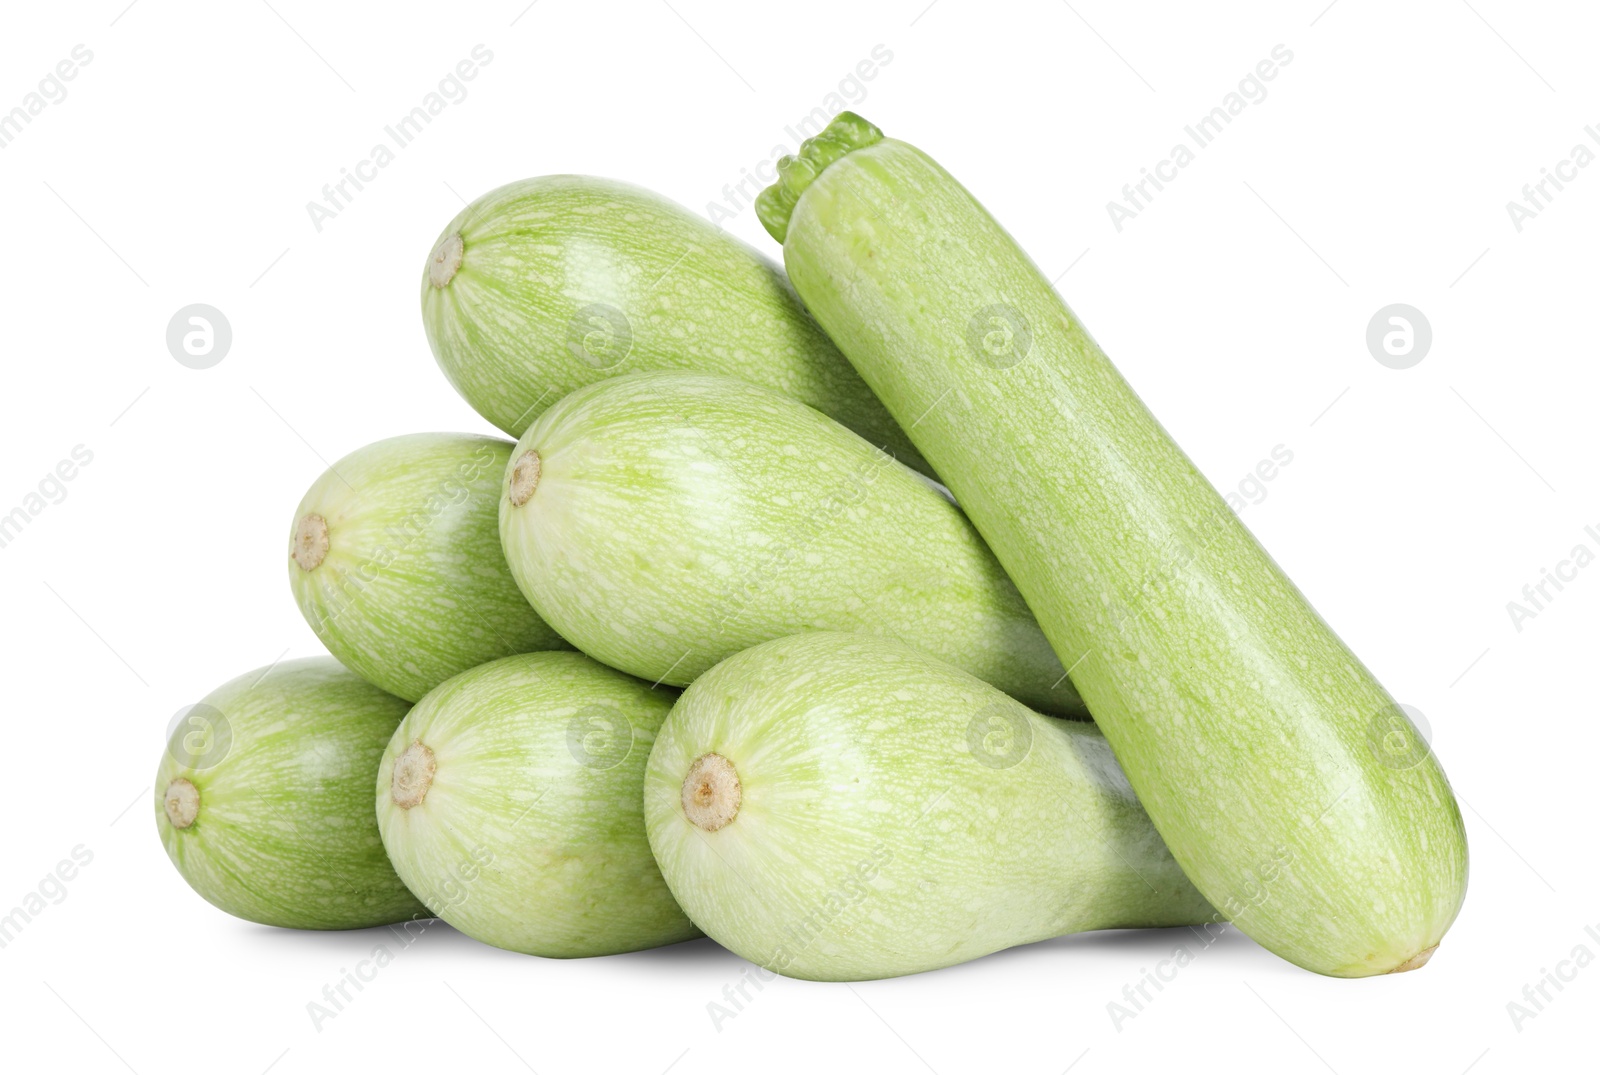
[420,175,928,475]
[645,632,1215,981]
[154,657,426,930]
[375,652,699,957]
[498,370,1082,716]
[288,433,569,702]
[759,114,1467,977]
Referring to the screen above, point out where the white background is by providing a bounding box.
[1,0,1594,1072]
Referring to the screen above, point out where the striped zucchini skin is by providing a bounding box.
[154,657,426,930]
[288,433,569,702]
[761,114,1467,977]
[644,632,1216,981]
[498,370,1082,717]
[419,176,928,475]
[375,652,699,957]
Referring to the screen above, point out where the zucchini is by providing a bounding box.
[643,632,1215,981]
[758,113,1467,977]
[498,370,1081,716]
[154,657,426,929]
[419,176,928,474]
[375,652,699,957]
[288,433,569,702]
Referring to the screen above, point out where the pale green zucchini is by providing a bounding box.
[419,176,928,474]
[758,113,1467,977]
[375,652,699,957]
[154,657,426,929]
[497,370,1081,716]
[288,433,569,702]
[644,632,1215,981]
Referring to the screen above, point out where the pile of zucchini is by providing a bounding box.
[155,112,1466,981]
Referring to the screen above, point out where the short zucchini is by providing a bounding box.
[420,175,927,473]
[155,657,426,930]
[288,433,569,701]
[644,632,1215,981]
[498,370,1081,716]
[375,652,699,957]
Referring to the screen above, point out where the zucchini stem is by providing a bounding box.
[428,233,464,289]
[391,742,437,809]
[756,112,884,243]
[163,778,200,829]
[291,513,329,572]
[681,753,741,832]
[508,450,542,507]
[1389,945,1438,973]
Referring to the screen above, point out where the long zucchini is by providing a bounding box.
[757,113,1467,976]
